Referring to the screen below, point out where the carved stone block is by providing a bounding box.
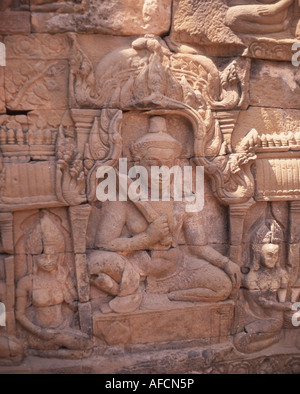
[250,60,300,109]
[1,0,300,375]
[0,12,31,35]
[5,59,68,111]
[169,0,299,57]
[4,34,71,60]
[93,302,235,346]
[0,67,5,114]
[75,254,90,303]
[31,0,172,36]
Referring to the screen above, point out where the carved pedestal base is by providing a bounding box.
[1,330,300,374]
[93,302,235,347]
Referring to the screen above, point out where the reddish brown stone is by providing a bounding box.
[0,12,31,35]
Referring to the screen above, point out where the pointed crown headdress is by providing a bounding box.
[130,116,182,161]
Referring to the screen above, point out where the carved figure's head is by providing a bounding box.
[35,212,65,273]
[130,117,182,168]
[260,243,280,269]
[251,218,283,271]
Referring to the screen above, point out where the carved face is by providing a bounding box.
[36,254,60,273]
[140,148,177,168]
[139,147,178,187]
[261,244,280,269]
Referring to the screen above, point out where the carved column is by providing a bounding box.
[288,201,300,300]
[215,111,240,153]
[69,204,92,336]
[71,109,101,157]
[0,213,14,255]
[0,213,16,336]
[4,256,16,337]
[229,198,255,266]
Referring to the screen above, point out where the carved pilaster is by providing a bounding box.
[69,204,91,254]
[69,205,92,336]
[229,198,255,265]
[0,213,14,255]
[71,109,101,158]
[288,201,300,290]
[4,256,16,337]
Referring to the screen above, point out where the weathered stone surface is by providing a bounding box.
[0,12,31,35]
[75,254,90,303]
[0,67,5,114]
[1,0,300,376]
[250,60,300,109]
[232,107,300,149]
[168,0,299,56]
[94,302,235,346]
[5,59,68,111]
[4,34,71,60]
[32,0,172,36]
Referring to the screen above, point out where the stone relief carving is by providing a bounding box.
[0,257,23,365]
[225,0,294,34]
[88,116,241,317]
[56,125,86,206]
[0,0,300,374]
[169,0,299,58]
[15,210,92,354]
[71,34,256,206]
[234,215,292,353]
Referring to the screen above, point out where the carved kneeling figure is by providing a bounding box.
[234,241,292,354]
[16,213,92,352]
[89,117,241,314]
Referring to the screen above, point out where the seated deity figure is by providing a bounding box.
[234,219,292,354]
[16,212,92,351]
[88,116,241,314]
[225,0,294,34]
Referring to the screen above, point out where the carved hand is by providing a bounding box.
[39,329,56,341]
[146,216,170,245]
[257,6,271,16]
[224,260,242,295]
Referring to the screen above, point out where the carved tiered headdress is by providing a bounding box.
[251,216,284,271]
[253,219,284,246]
[130,117,182,161]
[40,212,65,254]
[24,211,65,255]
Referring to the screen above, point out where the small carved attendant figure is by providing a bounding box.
[226,0,294,34]
[89,117,241,314]
[234,219,292,354]
[16,212,92,351]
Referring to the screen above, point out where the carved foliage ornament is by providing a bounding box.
[70,34,256,205]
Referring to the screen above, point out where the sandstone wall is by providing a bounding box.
[0,0,300,374]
